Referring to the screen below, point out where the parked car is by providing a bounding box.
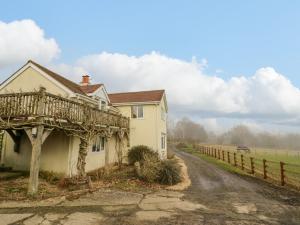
[236,145,251,153]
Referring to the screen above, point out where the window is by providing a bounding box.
[161,107,166,121]
[101,101,106,110]
[131,105,143,118]
[161,133,166,149]
[92,136,105,152]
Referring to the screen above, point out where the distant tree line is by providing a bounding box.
[168,118,300,150]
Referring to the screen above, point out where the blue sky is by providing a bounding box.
[1,0,300,85]
[1,1,300,133]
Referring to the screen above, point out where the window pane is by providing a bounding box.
[131,106,137,118]
[138,106,143,118]
[161,134,166,149]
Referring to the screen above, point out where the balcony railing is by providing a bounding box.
[0,91,129,129]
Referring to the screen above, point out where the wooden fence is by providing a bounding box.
[195,145,300,190]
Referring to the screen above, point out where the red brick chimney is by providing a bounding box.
[81,75,90,86]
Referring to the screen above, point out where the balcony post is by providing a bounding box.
[27,87,46,195]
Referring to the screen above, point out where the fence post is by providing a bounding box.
[222,150,225,161]
[241,154,244,170]
[250,157,254,174]
[218,149,220,160]
[263,159,267,179]
[280,161,285,186]
[233,153,237,166]
[227,152,230,164]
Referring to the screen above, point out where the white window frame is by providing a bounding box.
[92,136,105,152]
[131,105,144,119]
[161,133,166,149]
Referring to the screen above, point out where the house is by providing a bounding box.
[0,60,128,178]
[0,60,167,193]
[108,90,168,159]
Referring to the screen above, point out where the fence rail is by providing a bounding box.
[196,145,300,190]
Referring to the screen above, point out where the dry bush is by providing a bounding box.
[128,145,159,165]
[140,158,160,183]
[157,160,182,185]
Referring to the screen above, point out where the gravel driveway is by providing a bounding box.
[1,147,300,225]
[176,148,300,225]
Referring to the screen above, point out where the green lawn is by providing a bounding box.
[203,144,300,165]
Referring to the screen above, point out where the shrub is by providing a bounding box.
[128,145,159,165]
[156,160,182,185]
[140,159,160,183]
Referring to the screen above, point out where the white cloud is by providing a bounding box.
[0,19,60,68]
[70,51,300,124]
[0,17,299,131]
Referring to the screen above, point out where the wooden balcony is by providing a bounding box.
[0,90,130,131]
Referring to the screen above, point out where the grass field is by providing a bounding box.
[202,144,300,165]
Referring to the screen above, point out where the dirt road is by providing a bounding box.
[176,149,300,225]
[1,148,300,224]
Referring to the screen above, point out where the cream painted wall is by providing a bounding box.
[68,134,128,176]
[40,130,69,174]
[0,67,69,97]
[3,130,70,174]
[114,99,167,159]
[116,105,157,150]
[157,100,167,159]
[107,135,129,165]
[2,132,31,171]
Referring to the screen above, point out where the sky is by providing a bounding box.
[1,0,300,133]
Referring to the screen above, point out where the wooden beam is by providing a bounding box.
[24,129,34,144]
[27,125,44,195]
[27,87,46,195]
[42,129,53,144]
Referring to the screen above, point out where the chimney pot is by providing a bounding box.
[81,75,90,86]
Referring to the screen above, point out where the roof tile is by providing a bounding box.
[80,84,103,94]
[108,90,165,104]
[29,60,87,95]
